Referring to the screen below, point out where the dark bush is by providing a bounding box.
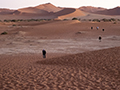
[13,24,16,26]
[1,32,8,35]
[72,17,78,20]
[93,19,100,22]
[11,19,17,22]
[113,22,117,24]
[102,18,109,22]
[63,19,68,21]
[110,18,116,21]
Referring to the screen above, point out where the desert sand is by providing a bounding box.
[0,20,120,90]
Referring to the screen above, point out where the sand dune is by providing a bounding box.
[0,3,120,20]
[95,7,120,15]
[18,7,50,15]
[79,6,106,13]
[35,3,62,12]
[56,8,85,19]
[0,9,15,14]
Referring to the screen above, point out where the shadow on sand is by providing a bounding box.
[36,53,92,68]
[36,47,120,78]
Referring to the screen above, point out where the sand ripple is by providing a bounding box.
[0,47,120,89]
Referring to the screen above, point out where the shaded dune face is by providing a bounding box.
[0,9,15,14]
[11,10,21,15]
[55,8,76,16]
[57,9,85,19]
[54,8,85,19]
[18,7,50,15]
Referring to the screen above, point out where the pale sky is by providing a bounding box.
[0,0,119,9]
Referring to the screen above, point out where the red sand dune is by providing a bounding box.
[35,3,62,12]
[18,7,85,19]
[79,6,106,13]
[11,10,22,15]
[0,3,120,20]
[18,7,50,15]
[0,9,15,14]
[55,8,85,19]
[95,7,120,15]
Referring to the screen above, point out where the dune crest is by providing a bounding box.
[18,7,50,15]
[79,6,106,13]
[35,3,62,12]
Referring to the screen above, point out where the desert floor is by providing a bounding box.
[0,20,120,90]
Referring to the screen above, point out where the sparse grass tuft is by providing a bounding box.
[113,22,117,24]
[13,24,16,26]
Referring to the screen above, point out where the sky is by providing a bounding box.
[0,0,119,9]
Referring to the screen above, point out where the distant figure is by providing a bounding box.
[99,36,102,42]
[102,29,104,31]
[96,27,99,30]
[42,49,46,58]
[91,27,93,29]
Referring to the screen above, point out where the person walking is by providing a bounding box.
[99,36,102,42]
[96,27,99,30]
[42,49,46,58]
[91,27,93,29]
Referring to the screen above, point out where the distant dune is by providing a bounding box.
[0,9,15,14]
[79,6,106,13]
[35,3,62,12]
[0,3,120,20]
[57,8,85,19]
[95,7,120,15]
[18,7,50,15]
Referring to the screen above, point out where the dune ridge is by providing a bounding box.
[35,3,62,12]
[18,7,49,14]
[79,6,106,13]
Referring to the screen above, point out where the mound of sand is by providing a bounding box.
[35,3,62,12]
[56,8,85,19]
[95,7,120,15]
[0,9,15,14]
[18,7,50,15]
[79,6,106,13]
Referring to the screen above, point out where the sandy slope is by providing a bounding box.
[0,20,120,89]
[57,9,85,19]
[0,47,120,90]
[79,6,106,13]
[18,7,50,15]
